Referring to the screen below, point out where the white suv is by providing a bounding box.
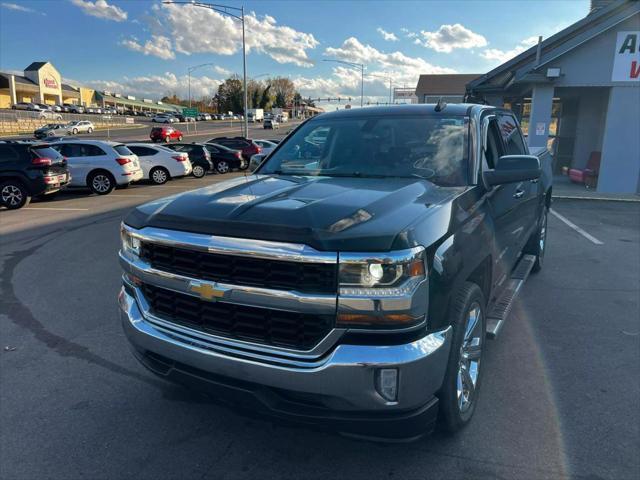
[52,140,143,194]
[126,143,192,184]
[152,114,175,123]
[66,121,94,135]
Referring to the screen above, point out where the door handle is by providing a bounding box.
[513,190,525,199]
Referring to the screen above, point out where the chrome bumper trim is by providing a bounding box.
[124,280,345,360]
[121,224,337,264]
[120,286,452,411]
[119,251,338,315]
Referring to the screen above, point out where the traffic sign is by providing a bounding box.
[182,107,198,117]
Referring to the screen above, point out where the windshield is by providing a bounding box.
[259,114,470,186]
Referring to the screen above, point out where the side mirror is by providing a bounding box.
[483,155,541,186]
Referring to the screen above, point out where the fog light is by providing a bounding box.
[375,368,398,402]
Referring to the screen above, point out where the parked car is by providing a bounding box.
[196,113,212,121]
[263,118,280,129]
[12,102,38,111]
[204,143,245,173]
[125,143,192,185]
[253,139,278,156]
[49,105,62,112]
[172,113,194,123]
[36,110,63,121]
[152,113,175,123]
[51,140,142,194]
[57,104,70,113]
[118,104,552,439]
[35,103,52,111]
[206,136,260,163]
[0,142,71,209]
[66,120,94,135]
[66,104,85,114]
[164,143,213,178]
[150,126,183,143]
[248,152,267,172]
[34,123,68,139]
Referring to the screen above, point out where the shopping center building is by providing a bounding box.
[466,0,639,194]
[0,61,180,113]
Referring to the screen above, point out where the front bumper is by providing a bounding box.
[119,285,451,439]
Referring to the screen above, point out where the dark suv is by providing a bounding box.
[207,137,259,164]
[0,142,70,209]
[165,143,213,178]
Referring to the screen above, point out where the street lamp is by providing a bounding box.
[163,1,248,137]
[322,59,365,107]
[187,62,216,108]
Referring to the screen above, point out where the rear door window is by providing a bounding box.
[128,146,156,156]
[0,145,20,163]
[84,145,106,157]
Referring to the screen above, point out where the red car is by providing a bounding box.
[150,126,183,143]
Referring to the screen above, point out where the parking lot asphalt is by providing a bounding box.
[1,185,638,479]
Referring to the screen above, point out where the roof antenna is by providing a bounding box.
[434,97,447,112]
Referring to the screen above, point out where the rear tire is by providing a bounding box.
[88,171,115,195]
[437,282,487,433]
[192,165,206,178]
[72,128,78,134]
[524,207,548,273]
[87,127,93,133]
[150,167,169,185]
[0,180,30,209]
[215,161,230,174]
[165,136,171,143]
[178,135,183,141]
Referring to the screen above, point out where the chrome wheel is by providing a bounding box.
[92,174,111,193]
[539,209,547,257]
[216,161,229,174]
[457,302,483,414]
[151,168,168,184]
[1,184,23,207]
[192,165,205,178]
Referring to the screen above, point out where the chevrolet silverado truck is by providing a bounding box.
[118,104,552,439]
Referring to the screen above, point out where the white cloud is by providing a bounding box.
[70,0,127,22]
[151,3,319,67]
[120,35,175,60]
[86,72,222,99]
[214,65,231,76]
[480,36,538,64]
[1,2,45,15]
[377,28,398,42]
[416,24,487,53]
[295,36,455,105]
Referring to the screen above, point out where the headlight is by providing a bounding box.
[338,247,426,295]
[120,224,141,258]
[337,247,427,328]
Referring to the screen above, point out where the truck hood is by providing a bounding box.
[125,175,462,251]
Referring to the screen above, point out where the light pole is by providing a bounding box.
[187,62,216,108]
[164,1,249,137]
[322,59,365,107]
[365,72,396,104]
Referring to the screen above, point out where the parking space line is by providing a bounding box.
[108,194,152,197]
[23,207,90,211]
[550,208,604,245]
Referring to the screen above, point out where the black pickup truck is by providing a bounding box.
[118,104,552,439]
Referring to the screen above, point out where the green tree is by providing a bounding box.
[216,76,244,113]
[259,84,272,109]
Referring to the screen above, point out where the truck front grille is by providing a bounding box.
[140,243,337,294]
[141,283,334,350]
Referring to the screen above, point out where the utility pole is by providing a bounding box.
[323,59,366,108]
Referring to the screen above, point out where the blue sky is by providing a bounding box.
[0,0,589,105]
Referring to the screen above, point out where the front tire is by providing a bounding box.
[88,171,115,195]
[0,180,30,209]
[178,135,183,141]
[72,128,78,134]
[438,282,486,433]
[165,136,171,143]
[192,165,206,178]
[150,167,169,185]
[524,207,548,273]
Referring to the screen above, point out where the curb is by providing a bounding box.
[552,194,640,203]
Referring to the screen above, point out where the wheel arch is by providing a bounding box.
[86,168,115,186]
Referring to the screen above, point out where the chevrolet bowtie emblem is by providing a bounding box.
[189,281,226,301]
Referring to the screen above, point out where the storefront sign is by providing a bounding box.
[612,31,640,82]
[43,77,58,89]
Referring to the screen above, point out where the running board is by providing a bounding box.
[486,254,536,339]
